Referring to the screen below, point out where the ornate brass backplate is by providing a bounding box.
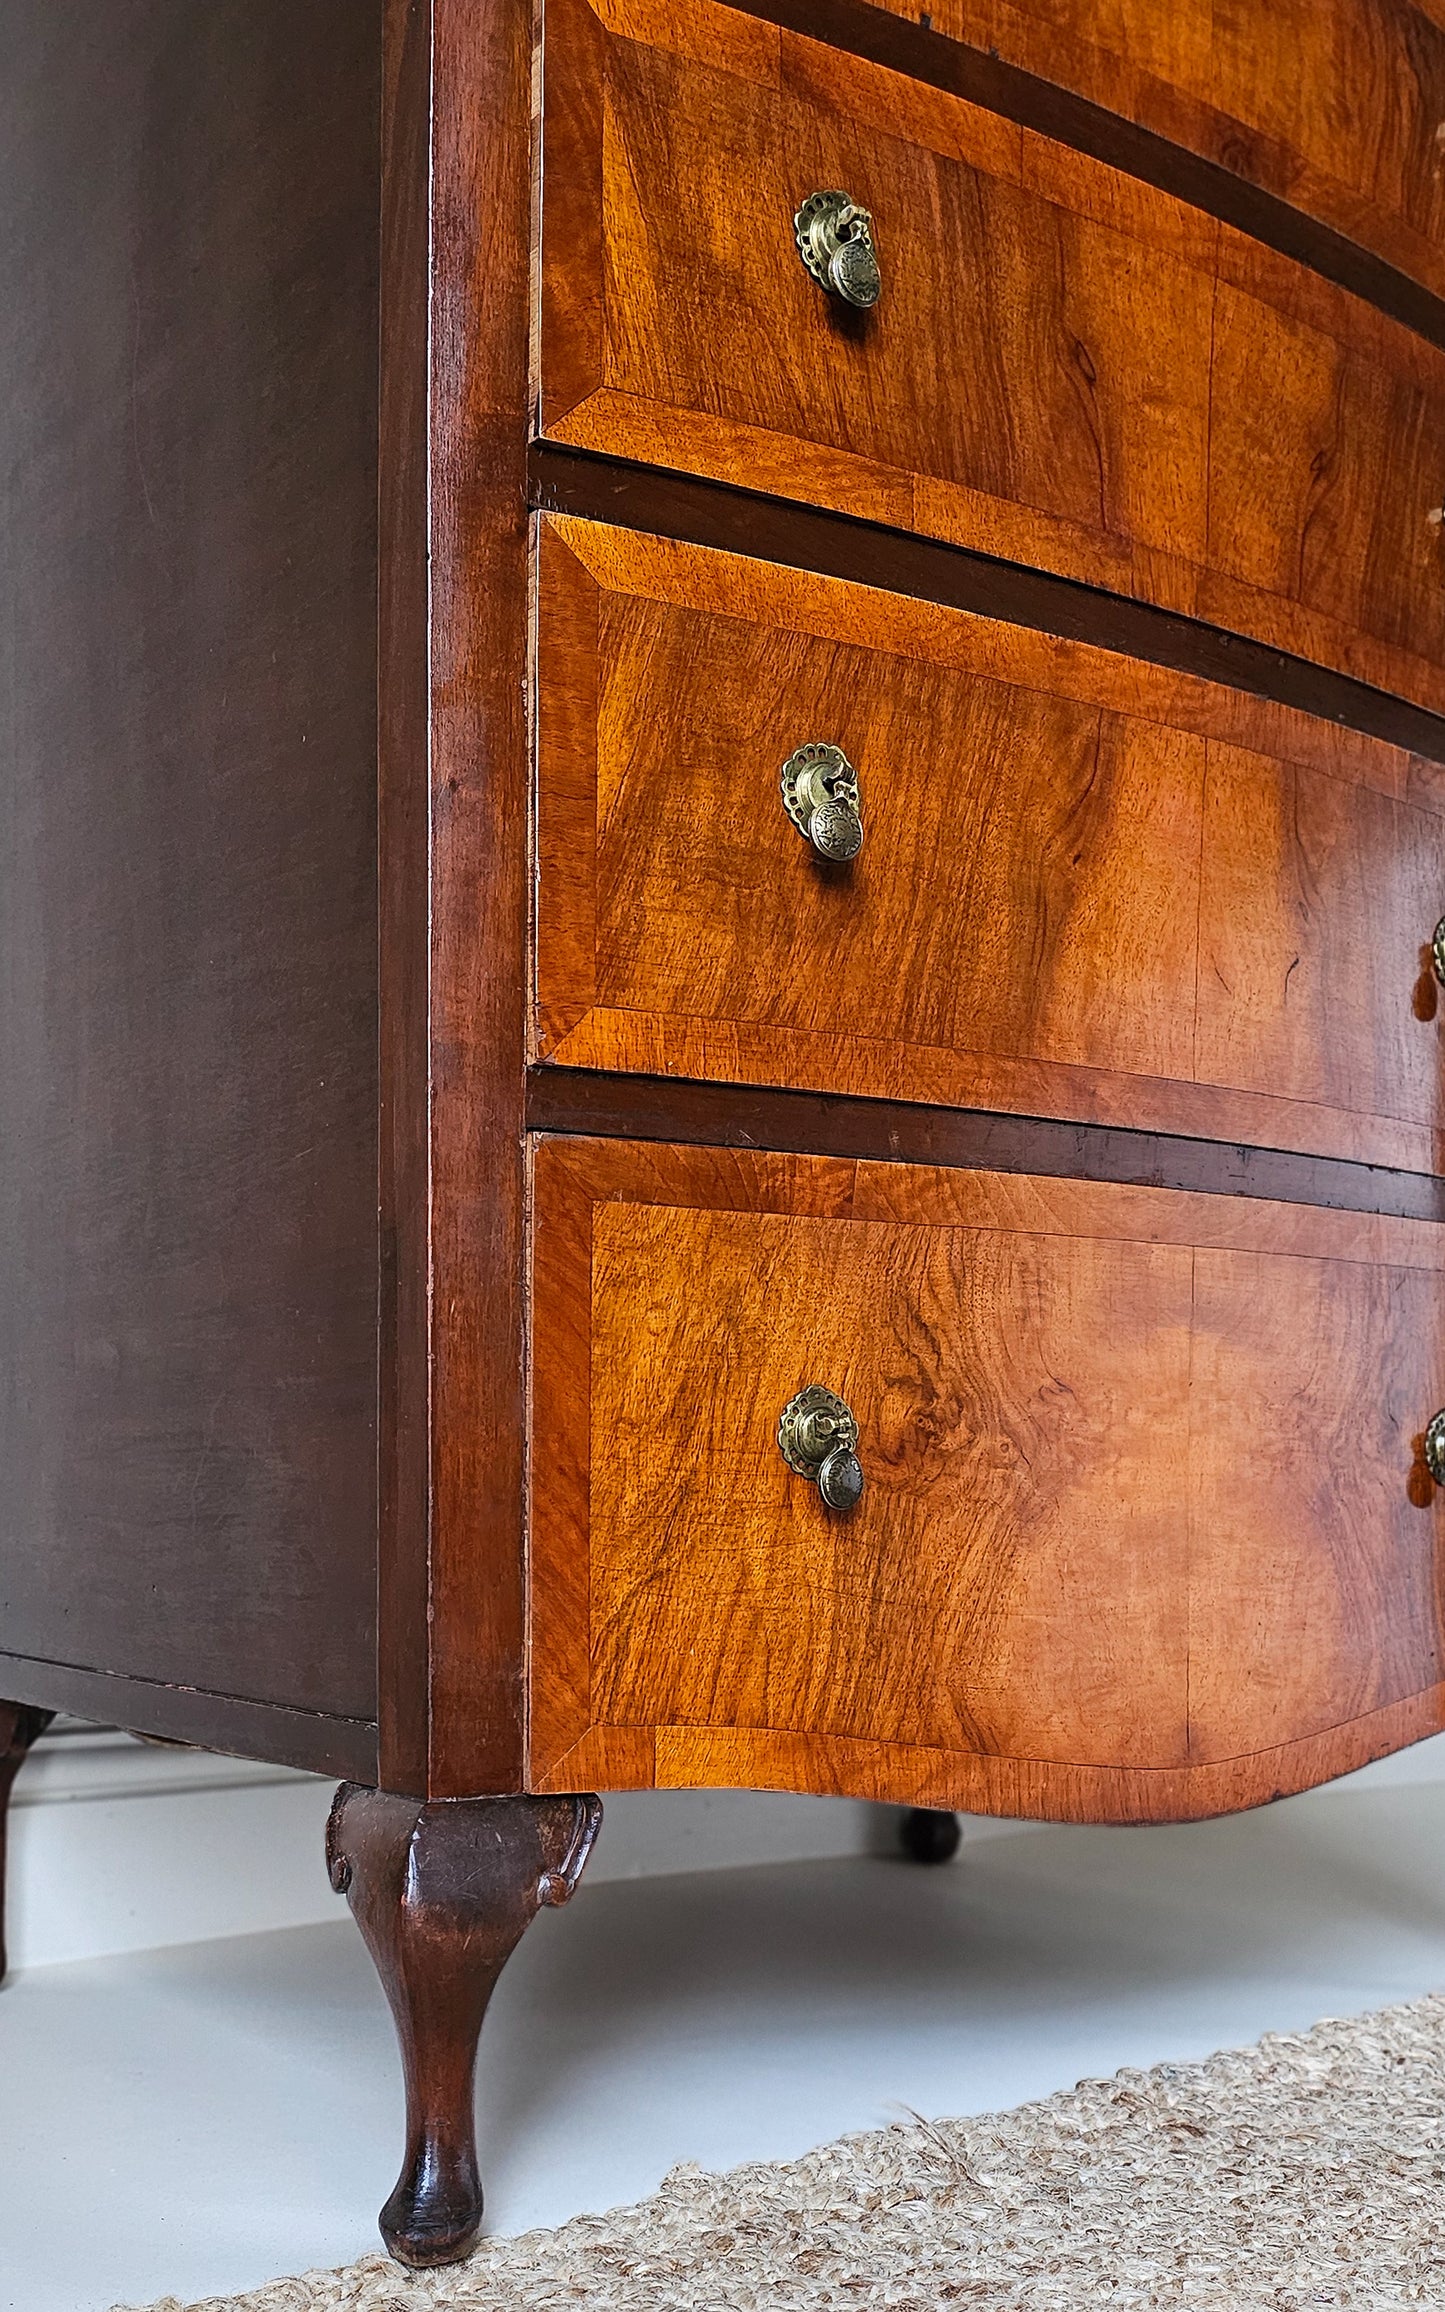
[781,741,863,862]
[778,1384,865,1511]
[794,190,882,309]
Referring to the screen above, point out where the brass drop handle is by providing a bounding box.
[779,1385,865,1511]
[1432,917,1445,987]
[795,191,881,309]
[782,742,863,863]
[1426,1410,1445,1486]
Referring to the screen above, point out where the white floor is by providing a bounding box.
[7,1779,1445,2312]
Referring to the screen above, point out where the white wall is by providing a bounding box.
[10,1720,1445,1973]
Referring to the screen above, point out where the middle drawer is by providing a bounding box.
[535,517,1445,1172]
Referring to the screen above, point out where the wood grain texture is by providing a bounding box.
[721,0,1445,349]
[0,0,381,1731]
[867,0,1445,305]
[1196,740,1445,1127]
[531,447,1445,767]
[327,1785,602,2265]
[587,1205,1197,1766]
[528,1138,1445,1819]
[0,1658,377,1780]
[1186,1246,1445,1760]
[377,0,435,1793]
[541,518,1422,788]
[535,520,1445,1173]
[539,0,1445,715]
[527,1068,1445,1225]
[400,0,537,1795]
[533,1684,1445,1820]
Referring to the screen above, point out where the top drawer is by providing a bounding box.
[540,0,1445,716]
[873,0,1445,305]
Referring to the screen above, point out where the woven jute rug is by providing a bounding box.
[117,1990,1445,2312]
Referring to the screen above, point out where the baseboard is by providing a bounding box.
[10,1722,1444,1974]
[7,1726,889,1972]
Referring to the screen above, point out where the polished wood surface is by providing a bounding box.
[529,1138,1445,1817]
[9,0,1445,2264]
[540,0,1445,714]
[528,1069,1445,1225]
[1197,738,1445,1132]
[535,518,1445,1171]
[869,0,1445,305]
[327,1784,602,2264]
[531,447,1445,766]
[555,1683,1445,1820]
[0,1660,375,1782]
[725,0,1445,346]
[3,0,1441,1813]
[0,0,381,1752]
[377,0,436,1795]
[382,0,539,1796]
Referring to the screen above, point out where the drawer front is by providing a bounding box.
[874,0,1445,303]
[529,1138,1445,1816]
[541,0,1445,716]
[535,517,1445,1174]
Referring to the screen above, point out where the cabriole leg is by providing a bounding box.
[327,1784,602,2268]
[0,1704,54,1982]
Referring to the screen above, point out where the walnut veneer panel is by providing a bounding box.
[872,0,1445,303]
[540,0,1445,716]
[534,519,1445,1173]
[528,1139,1445,1819]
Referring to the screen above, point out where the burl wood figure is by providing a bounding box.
[6,0,1445,2271]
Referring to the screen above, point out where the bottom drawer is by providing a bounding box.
[528,1138,1445,1821]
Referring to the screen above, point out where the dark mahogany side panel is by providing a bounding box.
[0,1655,377,1783]
[378,0,436,1794]
[0,0,382,1725]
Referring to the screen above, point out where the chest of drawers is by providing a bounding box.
[5,0,1445,2272]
